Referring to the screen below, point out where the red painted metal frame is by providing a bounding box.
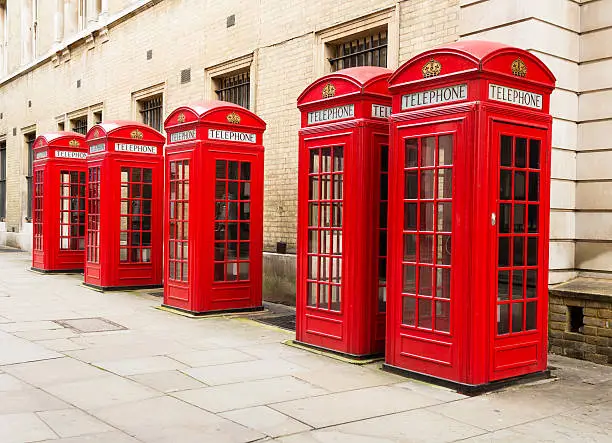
[84,121,165,290]
[385,41,556,388]
[163,101,266,314]
[31,132,88,272]
[296,67,392,357]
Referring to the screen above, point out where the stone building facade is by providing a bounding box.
[0,0,610,362]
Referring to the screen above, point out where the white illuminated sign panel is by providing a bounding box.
[402,84,468,109]
[488,84,543,110]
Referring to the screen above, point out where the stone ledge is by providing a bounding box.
[549,277,612,303]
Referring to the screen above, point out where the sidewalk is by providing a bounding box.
[0,250,610,443]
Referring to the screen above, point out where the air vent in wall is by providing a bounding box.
[227,14,235,28]
[181,68,191,84]
[77,80,81,88]
[147,49,152,60]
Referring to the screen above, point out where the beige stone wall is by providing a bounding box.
[0,0,461,252]
[576,0,612,277]
[459,0,581,284]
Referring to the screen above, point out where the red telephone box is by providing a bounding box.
[162,101,265,314]
[84,121,165,290]
[296,67,392,358]
[31,132,87,273]
[384,41,556,391]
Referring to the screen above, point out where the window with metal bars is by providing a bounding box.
[139,95,163,132]
[0,142,6,220]
[214,160,251,282]
[71,116,88,135]
[59,171,86,250]
[215,71,250,109]
[329,28,388,71]
[120,167,153,263]
[33,170,44,251]
[25,133,36,221]
[87,167,101,263]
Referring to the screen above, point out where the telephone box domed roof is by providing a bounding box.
[389,40,556,90]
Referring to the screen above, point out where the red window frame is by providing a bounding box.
[214,160,252,282]
[33,170,44,251]
[119,167,154,263]
[168,160,189,282]
[496,133,541,336]
[87,167,101,263]
[306,145,344,311]
[59,171,86,251]
[378,143,389,312]
[401,134,453,334]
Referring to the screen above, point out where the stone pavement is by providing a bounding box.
[0,250,610,443]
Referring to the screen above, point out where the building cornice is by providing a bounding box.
[0,0,165,88]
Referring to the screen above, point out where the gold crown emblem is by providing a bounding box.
[130,129,144,140]
[511,58,527,77]
[227,112,241,124]
[177,113,186,123]
[69,139,80,147]
[422,58,442,78]
[322,83,336,98]
[93,129,100,138]
[35,140,43,148]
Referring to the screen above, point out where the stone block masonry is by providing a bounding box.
[549,282,612,365]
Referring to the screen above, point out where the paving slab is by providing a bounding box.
[221,405,312,438]
[37,431,141,442]
[44,375,161,410]
[181,357,306,385]
[293,363,405,393]
[37,408,114,437]
[38,338,87,352]
[0,331,62,365]
[325,409,485,442]
[128,370,206,393]
[428,385,585,432]
[275,431,394,443]
[174,375,328,413]
[0,388,70,414]
[560,401,612,430]
[93,355,188,376]
[169,348,256,367]
[0,320,65,332]
[2,357,108,386]
[271,385,444,428]
[92,395,264,443]
[0,412,59,443]
[15,328,78,341]
[0,372,31,391]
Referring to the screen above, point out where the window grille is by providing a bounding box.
[59,171,86,250]
[26,133,36,221]
[214,160,252,282]
[215,71,250,109]
[120,167,154,263]
[71,116,88,135]
[306,146,344,311]
[139,95,163,132]
[329,29,388,71]
[0,142,6,219]
[169,160,190,282]
[33,170,44,251]
[87,167,101,263]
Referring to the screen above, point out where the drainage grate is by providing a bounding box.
[54,317,127,333]
[253,314,296,331]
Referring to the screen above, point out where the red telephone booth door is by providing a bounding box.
[490,122,549,381]
[301,133,349,348]
[166,153,193,304]
[389,118,469,382]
